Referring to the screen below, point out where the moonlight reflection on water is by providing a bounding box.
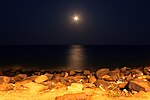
[67,45,86,70]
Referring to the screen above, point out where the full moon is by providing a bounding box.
[73,16,79,22]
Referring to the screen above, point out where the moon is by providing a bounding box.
[73,15,80,22]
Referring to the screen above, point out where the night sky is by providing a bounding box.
[0,0,150,45]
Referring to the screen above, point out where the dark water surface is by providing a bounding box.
[0,45,150,71]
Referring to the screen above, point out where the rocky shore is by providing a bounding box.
[1,67,150,100]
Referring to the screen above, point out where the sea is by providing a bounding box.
[0,45,150,71]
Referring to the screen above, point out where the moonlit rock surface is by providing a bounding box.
[34,75,48,84]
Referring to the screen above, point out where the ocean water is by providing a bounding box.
[0,45,150,71]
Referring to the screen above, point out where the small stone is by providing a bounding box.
[69,70,76,76]
[96,68,109,78]
[83,70,91,75]
[129,81,150,92]
[101,75,112,81]
[95,79,111,90]
[117,82,128,88]
[44,73,53,80]
[126,74,134,81]
[73,76,87,83]
[13,76,23,82]
[34,75,48,84]
[17,74,27,79]
[64,72,68,77]
[88,76,96,83]
[144,66,150,75]
[83,83,95,88]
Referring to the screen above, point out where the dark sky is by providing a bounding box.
[0,0,150,45]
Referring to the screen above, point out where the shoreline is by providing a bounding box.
[0,67,150,99]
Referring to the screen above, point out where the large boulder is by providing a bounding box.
[34,75,48,83]
[129,81,150,92]
[96,68,109,78]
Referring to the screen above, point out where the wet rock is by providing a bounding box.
[88,76,96,83]
[67,83,83,92]
[129,81,150,92]
[83,70,91,75]
[96,68,109,78]
[95,79,111,90]
[0,83,13,91]
[69,70,76,76]
[56,93,91,100]
[24,82,48,94]
[0,76,10,84]
[34,75,48,84]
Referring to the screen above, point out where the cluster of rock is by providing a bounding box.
[1,66,150,97]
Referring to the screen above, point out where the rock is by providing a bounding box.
[126,74,134,81]
[13,76,23,82]
[108,69,120,81]
[73,76,87,83]
[83,83,95,88]
[95,79,111,90]
[24,82,48,94]
[67,83,83,92]
[43,79,59,89]
[88,76,96,83]
[120,67,130,72]
[64,72,68,77]
[117,82,128,88]
[17,74,27,79]
[56,93,91,100]
[129,81,150,92]
[144,66,150,75]
[83,70,91,75]
[0,83,13,91]
[96,68,109,78]
[101,75,113,81]
[44,73,53,80]
[69,70,76,76]
[34,75,48,83]
[0,76,10,84]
